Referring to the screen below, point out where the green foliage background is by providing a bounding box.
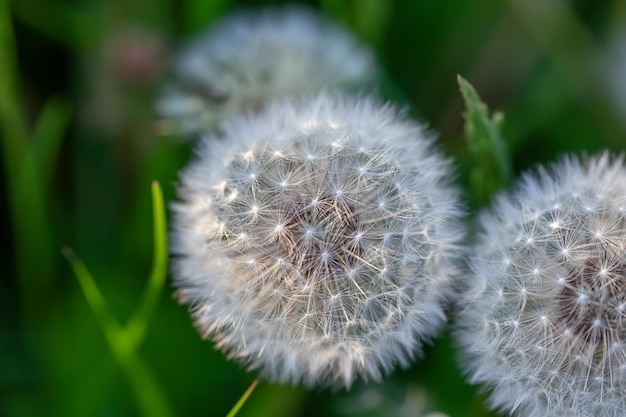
[1,0,625,416]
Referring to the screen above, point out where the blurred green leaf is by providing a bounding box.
[12,0,99,51]
[63,247,126,352]
[1,0,58,325]
[117,353,174,417]
[378,68,423,119]
[0,0,28,171]
[321,0,392,49]
[509,0,624,149]
[63,248,174,417]
[350,0,392,48]
[184,0,232,34]
[66,181,168,353]
[458,75,512,206]
[320,0,349,23]
[13,151,56,312]
[31,98,71,189]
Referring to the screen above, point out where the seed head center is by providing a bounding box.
[283,194,362,282]
[558,257,626,342]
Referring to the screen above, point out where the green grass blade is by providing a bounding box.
[63,247,125,350]
[0,0,28,174]
[117,353,175,417]
[1,0,62,334]
[126,181,168,347]
[31,97,71,188]
[458,75,513,206]
[225,380,259,417]
[184,0,231,34]
[14,152,56,310]
[64,246,174,417]
[12,0,98,51]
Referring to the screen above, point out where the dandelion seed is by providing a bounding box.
[457,152,626,416]
[172,94,463,388]
[157,6,376,136]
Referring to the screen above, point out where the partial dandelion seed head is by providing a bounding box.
[157,6,377,136]
[458,152,626,416]
[172,93,463,388]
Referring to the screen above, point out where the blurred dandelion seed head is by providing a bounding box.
[157,6,377,136]
[172,94,463,388]
[458,152,626,417]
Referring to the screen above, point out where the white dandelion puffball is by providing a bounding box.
[458,152,626,417]
[172,94,463,388]
[157,6,377,135]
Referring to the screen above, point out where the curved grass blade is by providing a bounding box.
[126,181,168,347]
[62,247,124,350]
[31,98,72,189]
[226,380,259,417]
[63,182,174,417]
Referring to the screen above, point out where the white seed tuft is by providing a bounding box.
[172,94,463,388]
[157,6,376,136]
[457,152,626,416]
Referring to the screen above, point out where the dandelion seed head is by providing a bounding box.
[157,6,376,136]
[172,94,463,388]
[458,152,626,416]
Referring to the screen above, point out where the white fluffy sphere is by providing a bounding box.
[172,94,463,388]
[157,6,377,135]
[458,152,626,417]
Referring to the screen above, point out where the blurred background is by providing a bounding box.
[1,0,625,416]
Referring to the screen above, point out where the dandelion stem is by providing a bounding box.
[225,380,259,417]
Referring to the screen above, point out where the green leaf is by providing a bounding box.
[458,75,513,206]
[1,0,69,333]
[31,98,71,188]
[62,247,126,353]
[67,181,168,351]
[116,353,175,417]
[184,0,231,34]
[126,181,168,348]
[63,247,174,417]
[321,0,349,22]
[350,0,393,48]
[64,182,174,417]
[225,380,259,417]
[0,0,28,173]
[12,0,98,51]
